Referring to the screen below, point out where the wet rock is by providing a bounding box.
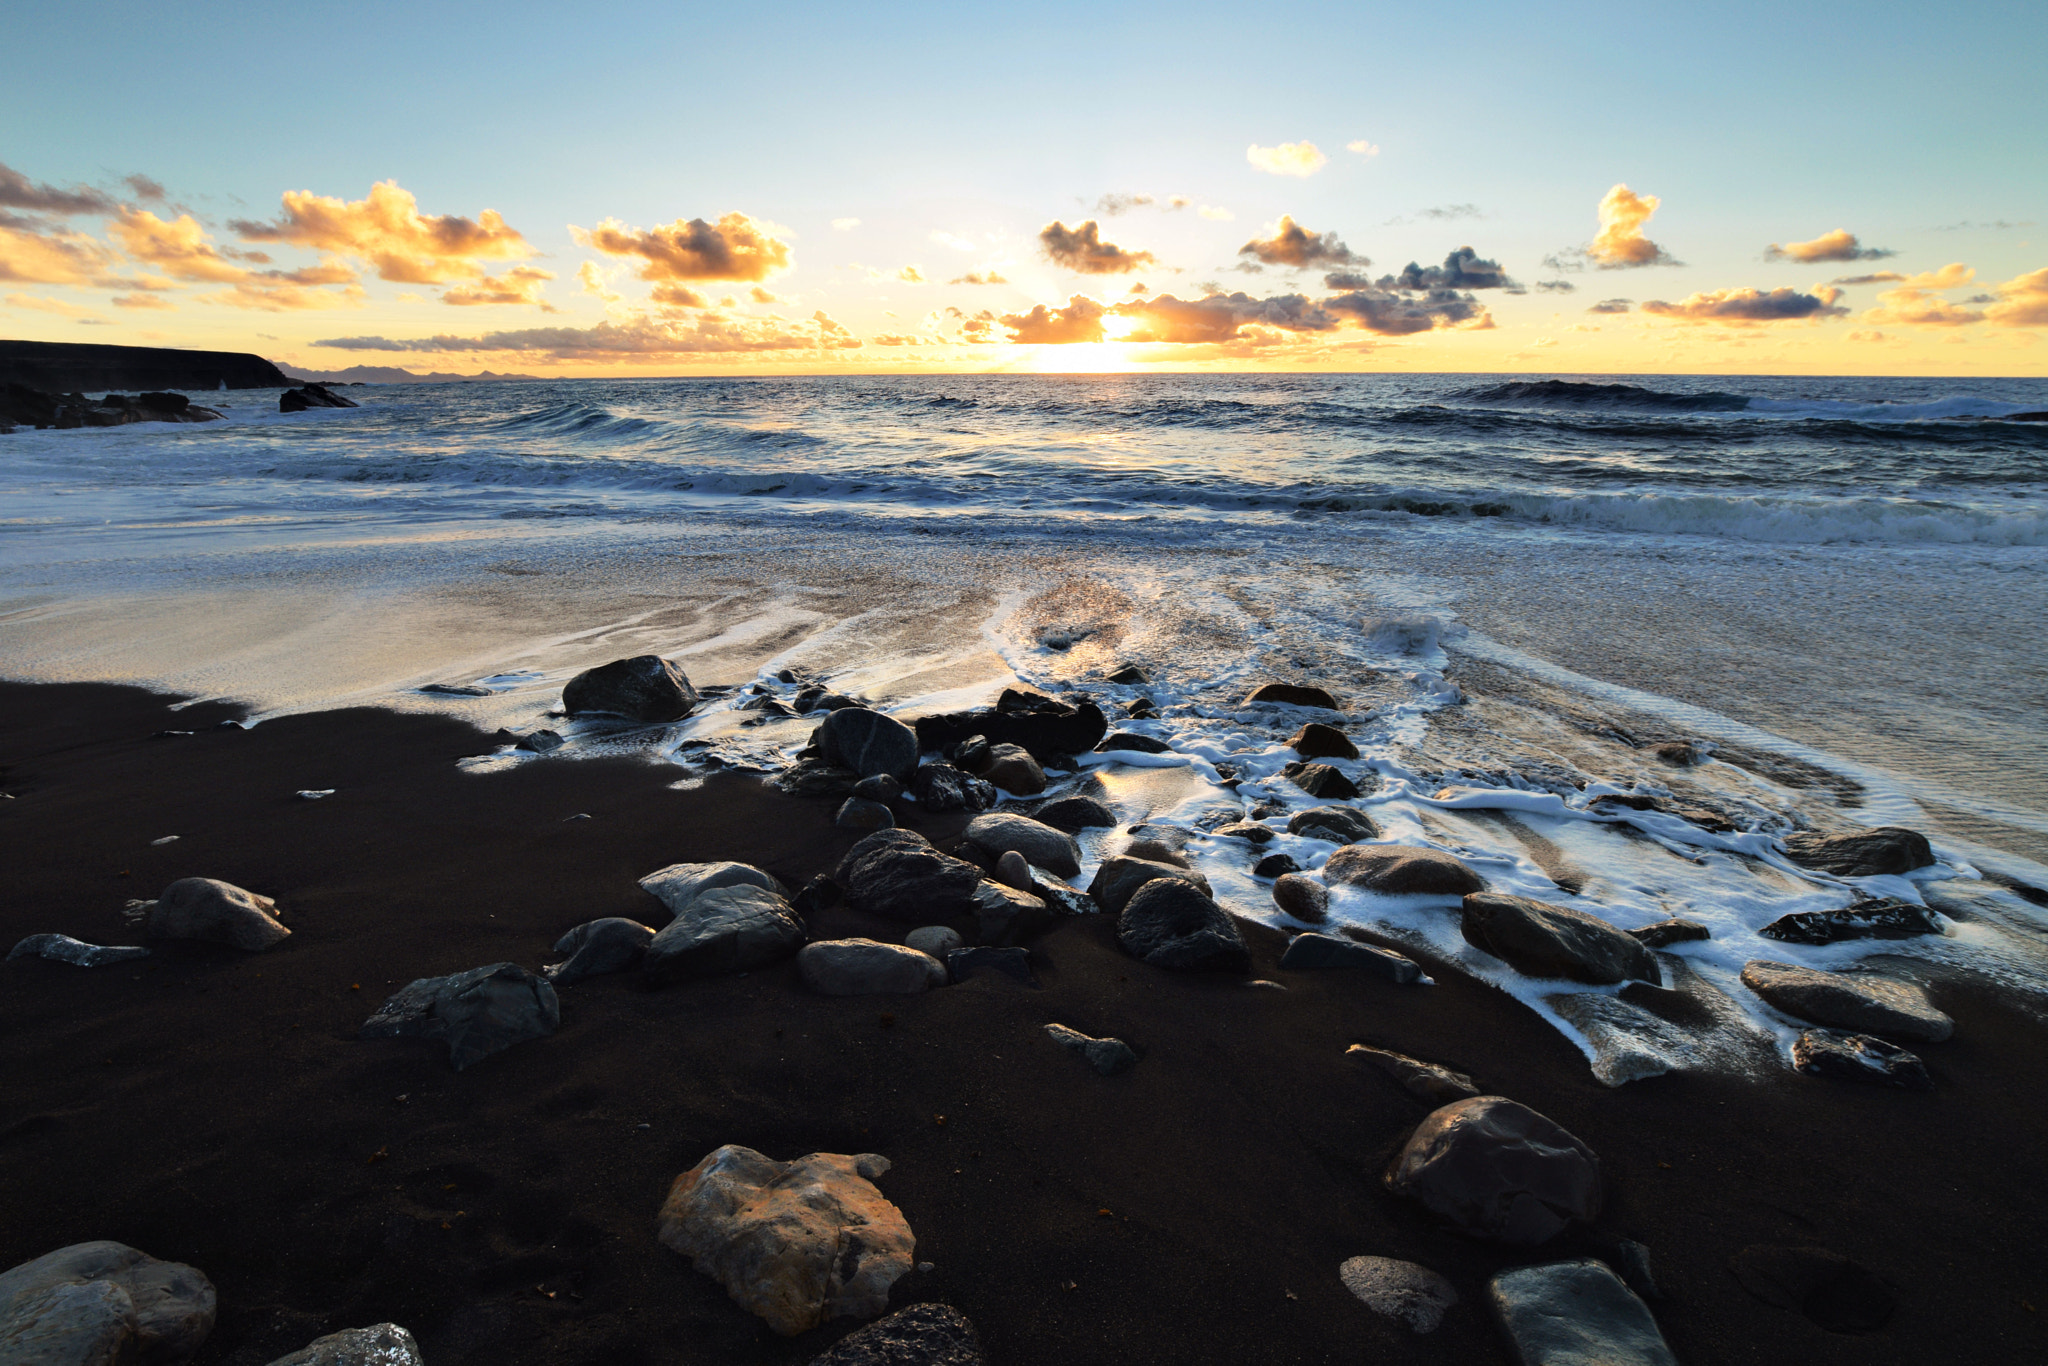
[645,886,805,986]
[0,1241,216,1364]
[836,797,896,830]
[1460,891,1663,986]
[1245,682,1339,710]
[1728,1244,1897,1334]
[359,963,559,1070]
[808,1302,986,1366]
[1287,806,1381,844]
[562,654,699,722]
[964,812,1082,878]
[905,926,964,959]
[1783,826,1935,878]
[817,708,921,784]
[1253,853,1302,880]
[1338,1256,1458,1334]
[1116,879,1250,972]
[1791,1030,1934,1090]
[969,880,1052,946]
[1096,731,1170,754]
[779,760,863,798]
[1088,855,1212,916]
[1125,700,1158,719]
[279,382,357,411]
[981,743,1046,795]
[1287,722,1359,760]
[1740,960,1953,1042]
[1489,1259,1676,1366]
[835,830,986,923]
[1385,1096,1601,1244]
[994,850,1033,889]
[947,946,1035,985]
[1213,820,1275,845]
[1027,868,1095,917]
[1281,932,1422,982]
[1030,795,1118,831]
[792,875,841,916]
[1121,838,1190,868]
[658,1146,914,1336]
[913,699,1108,764]
[543,917,654,985]
[515,728,565,754]
[1271,872,1328,922]
[948,735,993,773]
[421,682,492,697]
[909,762,997,813]
[266,1323,424,1365]
[140,877,290,951]
[852,773,904,803]
[1325,845,1484,896]
[8,934,150,967]
[641,861,789,921]
[1759,899,1943,945]
[1628,918,1709,948]
[1045,1023,1136,1075]
[1345,1045,1480,1105]
[1288,763,1362,800]
[795,688,861,714]
[1107,664,1150,685]
[1649,740,1704,766]
[798,939,948,995]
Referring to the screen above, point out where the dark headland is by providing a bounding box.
[0,339,294,392]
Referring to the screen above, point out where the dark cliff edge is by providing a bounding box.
[0,340,295,392]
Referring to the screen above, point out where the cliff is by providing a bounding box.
[0,340,295,392]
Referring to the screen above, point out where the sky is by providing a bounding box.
[4,0,2045,377]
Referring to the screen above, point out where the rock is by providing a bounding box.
[905,926,964,959]
[798,939,947,995]
[836,798,896,830]
[1027,869,1095,917]
[792,875,841,916]
[993,850,1033,890]
[1245,682,1339,710]
[1271,872,1328,922]
[807,1302,986,1366]
[852,773,903,803]
[795,688,861,714]
[1287,806,1381,844]
[963,812,1082,878]
[1628,918,1709,948]
[1345,1044,1480,1105]
[778,760,864,798]
[913,698,1109,764]
[1087,855,1211,916]
[516,728,565,754]
[1740,960,1953,1042]
[1489,1259,1677,1366]
[641,861,789,921]
[1095,731,1171,754]
[1281,933,1421,982]
[1612,1240,1660,1300]
[8,934,151,967]
[141,877,290,951]
[1385,1097,1601,1244]
[657,1146,914,1336]
[420,682,493,697]
[1325,845,1483,896]
[279,383,357,411]
[1783,826,1935,877]
[817,708,921,783]
[981,743,1046,795]
[909,762,997,813]
[835,830,986,923]
[359,963,559,1069]
[265,1323,424,1365]
[1118,839,1187,868]
[1287,722,1360,760]
[0,1241,216,1364]
[969,880,1052,946]
[1289,763,1362,800]
[1728,1244,1897,1333]
[948,736,993,774]
[1338,1256,1458,1334]
[947,946,1035,985]
[562,654,699,722]
[1030,795,1118,831]
[1107,664,1150,685]
[644,886,805,986]
[1791,1030,1934,1090]
[1045,1023,1136,1075]
[1759,900,1943,945]
[1650,740,1704,766]
[1213,820,1275,845]
[544,917,655,985]
[1253,853,1302,880]
[1460,892,1663,986]
[1116,878,1250,972]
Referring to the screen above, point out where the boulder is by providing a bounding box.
[0,1241,216,1364]
[1095,731,1171,754]
[1280,932,1421,982]
[948,736,993,774]
[1488,1260,1677,1366]
[645,886,805,986]
[1460,892,1663,986]
[1287,722,1360,760]
[359,963,560,1069]
[1044,1023,1137,1075]
[798,939,947,995]
[1326,845,1483,896]
[963,812,1082,878]
[1289,763,1362,800]
[836,798,896,830]
[1739,960,1953,1042]
[265,1323,424,1365]
[852,774,903,803]
[1345,1045,1480,1106]
[1271,873,1329,922]
[544,917,654,985]
[1213,820,1275,845]
[994,850,1032,890]
[516,728,564,754]
[1339,1256,1458,1334]
[1254,853,1303,880]
[835,830,985,923]
[981,743,1046,795]
[778,760,863,798]
[807,1303,986,1366]
[562,654,698,722]
[641,861,788,921]
[905,926,964,959]
[912,698,1108,764]
[1385,1096,1601,1244]
[137,877,289,952]
[1245,682,1339,710]
[1287,806,1381,844]
[1759,900,1943,946]
[817,708,920,783]
[1121,838,1189,867]
[1728,1244,1897,1334]
[1030,795,1118,831]
[1116,879,1250,972]
[8,934,150,967]
[1783,826,1935,877]
[1088,855,1211,916]
[1791,1030,1934,1091]
[657,1146,914,1336]
[279,383,357,411]
[1107,664,1149,684]
[909,762,997,812]
[1628,918,1709,948]
[969,881,1052,946]
[948,946,1035,986]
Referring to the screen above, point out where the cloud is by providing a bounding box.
[1039,220,1155,274]
[5,292,97,317]
[1346,139,1380,157]
[1764,229,1894,263]
[1237,215,1363,268]
[897,265,925,283]
[577,261,621,302]
[0,161,115,216]
[1095,193,1154,216]
[123,174,167,203]
[1587,298,1633,314]
[1640,286,1849,323]
[1846,329,1888,343]
[1246,142,1327,177]
[1167,196,1191,210]
[1377,246,1516,291]
[930,230,978,252]
[1588,184,1680,268]
[0,219,118,285]
[1986,267,2048,327]
[233,181,532,284]
[314,309,862,360]
[871,334,923,346]
[1854,264,1988,327]
[1197,206,1234,222]
[650,282,708,309]
[111,293,175,310]
[1322,286,1492,335]
[832,218,861,231]
[1535,280,1576,293]
[112,209,269,283]
[1001,295,1108,343]
[572,210,791,284]
[1898,263,1974,290]
[442,265,556,308]
[1112,290,1336,344]
[1933,220,2032,232]
[1421,204,1481,220]
[750,286,783,304]
[1831,271,1908,285]
[949,270,1009,285]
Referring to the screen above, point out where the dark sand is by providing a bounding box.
[2,680,2045,1364]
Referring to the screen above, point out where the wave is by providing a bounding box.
[1465,379,1752,411]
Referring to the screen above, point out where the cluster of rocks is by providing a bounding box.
[0,381,223,432]
[278,383,358,413]
[10,876,290,970]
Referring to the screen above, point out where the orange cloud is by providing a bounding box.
[573,212,792,283]
[650,282,707,309]
[1641,286,1848,324]
[1986,267,2048,327]
[1857,264,1984,327]
[1246,142,1327,177]
[5,292,97,317]
[949,270,1008,285]
[1039,220,1154,275]
[1589,185,1679,268]
[232,181,530,284]
[111,209,260,283]
[1764,229,1893,263]
[313,308,861,361]
[111,293,175,310]
[1113,291,1335,344]
[442,266,556,308]
[1002,295,1107,343]
[1237,216,1363,269]
[0,220,117,285]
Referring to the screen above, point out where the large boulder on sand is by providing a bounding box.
[1087,855,1210,915]
[1385,1096,1602,1244]
[1116,879,1250,972]
[1740,960,1953,1042]
[562,654,699,722]
[141,877,289,951]
[1460,891,1663,986]
[912,697,1108,764]
[657,1146,915,1336]
[834,830,984,923]
[0,1241,216,1365]
[963,812,1082,878]
[1489,1260,1676,1366]
[544,917,655,985]
[1782,826,1934,878]
[645,886,805,986]
[265,1323,424,1366]
[816,708,920,784]
[807,1302,986,1366]
[798,939,947,995]
[359,963,559,1070]
[1325,845,1484,895]
[639,861,788,920]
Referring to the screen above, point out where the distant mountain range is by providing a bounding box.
[281,365,542,384]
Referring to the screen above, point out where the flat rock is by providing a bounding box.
[834,830,985,923]
[1628,918,1709,948]
[1045,1023,1136,1075]
[265,1323,424,1365]
[1783,826,1935,877]
[141,877,289,951]
[0,1240,216,1365]
[645,886,805,986]
[544,917,654,985]
[359,963,560,1069]
[969,880,1052,946]
[1031,795,1117,831]
[1287,722,1359,760]
[798,939,947,995]
[1245,682,1339,710]
[836,797,896,830]
[658,1146,914,1336]
[8,934,150,967]
[1740,960,1953,1042]
[1759,900,1943,945]
[807,1303,986,1366]
[1270,872,1328,921]
[1728,1244,1897,1333]
[1087,855,1211,916]
[1289,763,1362,799]
[948,946,1035,985]
[1116,878,1250,972]
[1096,730,1171,754]
[1281,933,1421,982]
[981,743,1046,795]
[1386,1096,1601,1244]
[1791,1030,1934,1091]
[905,926,964,959]
[817,708,920,783]
[1489,1259,1676,1366]
[909,762,997,813]
[1286,806,1381,844]
[640,861,789,921]
[562,654,699,722]
[964,812,1082,878]
[1345,1044,1480,1105]
[421,682,493,697]
[1326,845,1484,896]
[1460,891,1662,986]
[1339,1256,1458,1333]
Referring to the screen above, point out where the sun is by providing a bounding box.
[1021,342,1142,374]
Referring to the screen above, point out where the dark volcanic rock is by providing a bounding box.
[1280,932,1421,982]
[817,708,920,783]
[969,880,1052,946]
[1286,805,1380,844]
[1244,682,1340,710]
[1385,1096,1601,1244]
[852,773,903,803]
[8,933,151,967]
[1253,852,1302,880]
[980,743,1046,795]
[835,829,985,923]
[909,762,996,812]
[0,1240,217,1364]
[1286,721,1359,759]
[1213,820,1274,845]
[1087,855,1211,915]
[808,1302,986,1365]
[1325,844,1483,895]
[1629,917,1710,948]
[1650,740,1704,766]
[946,946,1036,986]
[1106,664,1150,684]
[948,735,993,774]
[1096,730,1171,754]
[359,963,560,1070]
[1270,871,1327,921]
[280,382,359,412]
[797,938,946,994]
[1044,1023,1137,1076]
[912,698,1108,763]
[1030,795,1118,831]
[1460,891,1663,986]
[562,654,699,722]
[1791,1030,1934,1091]
[1759,900,1943,945]
[835,797,895,830]
[1116,879,1250,972]
[3,380,224,430]
[777,759,863,798]
[1345,1044,1480,1105]
[1740,960,1953,1042]
[643,886,805,986]
[1288,763,1362,799]
[1489,1260,1676,1366]
[1783,826,1935,877]
[516,728,565,753]
[1728,1244,1897,1334]
[268,1323,425,1365]
[544,917,655,985]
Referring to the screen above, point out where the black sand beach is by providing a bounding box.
[3,680,2045,1364]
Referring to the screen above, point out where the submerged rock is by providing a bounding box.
[1045,1023,1137,1075]
[644,886,804,986]
[1740,960,1953,1042]
[265,1323,424,1365]
[964,812,1082,877]
[1116,879,1250,972]
[1213,820,1275,845]
[1287,722,1359,759]
[1783,826,1935,877]
[1460,891,1663,986]
[1339,1256,1458,1334]
[8,934,150,967]
[562,654,699,722]
[1345,1044,1480,1106]
[807,1303,986,1366]
[1325,845,1484,896]
[544,917,655,985]
[359,963,559,1069]
[835,830,985,922]
[1385,1096,1601,1245]
[1280,932,1421,982]
[1759,900,1943,945]
[817,708,920,783]
[279,383,357,412]
[140,877,290,951]
[640,861,788,921]
[0,1241,216,1365]
[1088,855,1210,916]
[798,939,948,995]
[1791,1030,1934,1091]
[1286,806,1381,844]
[1489,1259,1676,1366]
